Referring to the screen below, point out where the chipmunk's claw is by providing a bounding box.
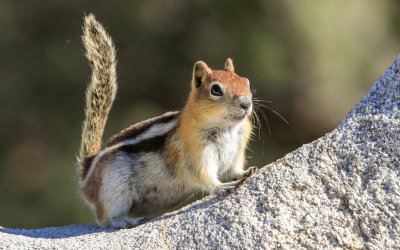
[243,166,257,179]
[234,166,257,192]
[217,167,258,195]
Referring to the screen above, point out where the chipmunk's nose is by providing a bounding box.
[238,95,252,110]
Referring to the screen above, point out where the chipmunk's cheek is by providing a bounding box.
[203,105,226,120]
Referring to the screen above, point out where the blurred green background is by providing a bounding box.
[0,0,399,228]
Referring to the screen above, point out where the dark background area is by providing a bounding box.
[0,0,399,228]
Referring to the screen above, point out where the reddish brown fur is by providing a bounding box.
[192,58,251,98]
[185,59,252,126]
[224,58,235,72]
[209,70,250,97]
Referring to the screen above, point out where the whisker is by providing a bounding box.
[256,106,271,135]
[253,98,272,103]
[254,103,289,126]
[246,147,254,153]
[251,109,262,140]
[256,103,291,127]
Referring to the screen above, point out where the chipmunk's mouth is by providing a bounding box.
[229,108,252,121]
[228,115,243,121]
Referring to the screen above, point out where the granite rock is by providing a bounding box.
[1,56,399,249]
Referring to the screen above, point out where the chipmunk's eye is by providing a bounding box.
[210,83,224,97]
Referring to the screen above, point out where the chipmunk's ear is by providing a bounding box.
[224,58,234,73]
[193,61,211,88]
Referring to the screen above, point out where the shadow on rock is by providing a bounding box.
[0,224,116,239]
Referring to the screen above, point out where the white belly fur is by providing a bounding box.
[210,123,243,177]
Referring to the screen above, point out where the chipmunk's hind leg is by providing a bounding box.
[98,156,148,229]
[108,217,148,229]
[99,184,147,229]
[99,184,148,229]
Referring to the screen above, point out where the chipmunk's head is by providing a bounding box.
[188,58,252,127]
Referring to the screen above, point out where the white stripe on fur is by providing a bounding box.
[82,119,177,184]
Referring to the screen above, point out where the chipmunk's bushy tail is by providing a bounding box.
[78,14,117,178]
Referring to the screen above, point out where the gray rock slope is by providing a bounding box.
[1,56,399,249]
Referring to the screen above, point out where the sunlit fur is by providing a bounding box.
[78,14,117,176]
[78,14,255,229]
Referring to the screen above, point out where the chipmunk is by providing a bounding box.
[78,14,256,229]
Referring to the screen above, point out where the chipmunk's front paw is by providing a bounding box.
[215,180,245,195]
[233,166,258,181]
[243,166,257,179]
